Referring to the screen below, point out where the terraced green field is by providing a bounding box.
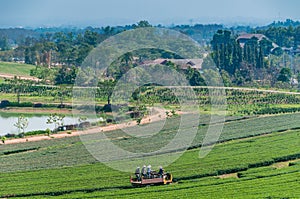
[0,113,300,198]
[1,113,300,172]
[43,162,300,199]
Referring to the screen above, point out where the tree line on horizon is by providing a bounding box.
[0,19,299,88]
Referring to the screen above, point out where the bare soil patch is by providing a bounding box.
[217,173,239,179]
[271,159,300,169]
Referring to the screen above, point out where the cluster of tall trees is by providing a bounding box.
[209,29,293,86]
[21,30,108,67]
[210,30,274,76]
[257,25,300,48]
[14,28,117,84]
[211,30,242,75]
[172,24,223,45]
[0,37,10,51]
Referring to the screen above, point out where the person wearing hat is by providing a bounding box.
[158,166,164,177]
[147,165,152,178]
[135,166,141,180]
[141,165,147,178]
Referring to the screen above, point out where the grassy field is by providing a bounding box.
[2,85,300,116]
[55,162,300,199]
[42,161,300,199]
[0,113,300,198]
[0,93,58,103]
[1,82,300,198]
[0,129,299,198]
[0,93,110,106]
[0,78,5,83]
[0,62,36,77]
[2,113,300,172]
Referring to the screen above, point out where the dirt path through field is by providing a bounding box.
[3,107,170,145]
[0,73,40,81]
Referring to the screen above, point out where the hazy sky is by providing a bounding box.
[0,0,299,28]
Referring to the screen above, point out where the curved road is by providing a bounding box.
[3,107,168,145]
[3,85,300,144]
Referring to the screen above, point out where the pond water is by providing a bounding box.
[0,113,98,136]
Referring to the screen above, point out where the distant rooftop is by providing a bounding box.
[237,33,266,41]
[237,33,278,49]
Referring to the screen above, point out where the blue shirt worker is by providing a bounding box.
[141,165,147,177]
[147,165,151,178]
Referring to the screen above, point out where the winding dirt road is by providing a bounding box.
[0,73,40,81]
[2,86,300,145]
[3,107,168,145]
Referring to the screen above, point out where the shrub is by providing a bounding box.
[106,118,113,123]
[3,147,40,155]
[1,136,6,143]
[0,100,9,108]
[33,103,43,108]
[8,101,33,107]
[45,128,51,136]
[4,133,16,138]
[57,104,65,108]
[24,130,47,136]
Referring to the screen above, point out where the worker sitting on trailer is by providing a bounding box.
[141,165,147,178]
[135,166,141,180]
[158,166,164,177]
[147,165,152,178]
